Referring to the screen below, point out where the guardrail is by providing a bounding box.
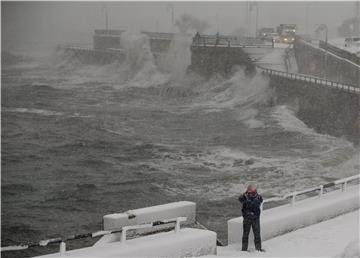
[192,33,272,48]
[261,174,360,211]
[319,40,360,66]
[58,45,126,55]
[259,66,360,94]
[0,217,187,254]
[141,31,175,40]
[120,217,186,243]
[94,29,125,36]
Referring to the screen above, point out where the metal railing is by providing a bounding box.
[1,217,187,254]
[59,45,126,55]
[296,38,360,68]
[94,29,125,36]
[141,31,175,40]
[120,217,186,243]
[192,33,272,48]
[261,174,360,211]
[259,66,360,94]
[319,40,360,66]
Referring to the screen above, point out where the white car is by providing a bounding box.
[344,37,360,47]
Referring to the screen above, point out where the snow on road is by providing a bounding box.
[218,209,359,257]
[328,38,360,57]
[254,45,289,71]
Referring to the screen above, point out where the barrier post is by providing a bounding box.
[342,182,347,192]
[319,185,324,197]
[291,194,296,206]
[121,227,127,243]
[59,242,66,256]
[175,217,187,234]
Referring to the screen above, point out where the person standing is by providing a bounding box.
[238,184,264,252]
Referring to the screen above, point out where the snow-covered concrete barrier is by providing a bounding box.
[103,201,196,230]
[228,184,359,245]
[36,228,217,257]
[95,201,196,245]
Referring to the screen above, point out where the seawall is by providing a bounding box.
[189,46,255,77]
[294,39,360,87]
[60,47,126,65]
[269,74,359,144]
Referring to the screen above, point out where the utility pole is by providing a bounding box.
[102,4,109,30]
[106,9,108,30]
[166,3,175,32]
[316,24,328,79]
[245,1,250,37]
[355,1,360,36]
[255,2,259,37]
[305,2,309,35]
[249,2,258,37]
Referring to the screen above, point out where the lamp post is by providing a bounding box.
[305,2,310,35]
[166,3,175,32]
[249,2,258,37]
[102,4,109,30]
[315,24,328,79]
[255,3,259,38]
[245,1,251,37]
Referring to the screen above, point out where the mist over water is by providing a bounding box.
[2,32,359,257]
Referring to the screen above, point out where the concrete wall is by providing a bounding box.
[269,75,359,144]
[60,47,125,65]
[149,38,172,53]
[294,39,360,87]
[92,30,172,53]
[93,35,121,50]
[190,46,255,77]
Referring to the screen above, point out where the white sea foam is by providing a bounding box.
[271,105,354,150]
[149,138,357,201]
[272,105,315,135]
[3,107,64,116]
[192,69,271,109]
[3,107,95,119]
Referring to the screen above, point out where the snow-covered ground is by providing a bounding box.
[218,209,359,257]
[36,228,217,257]
[228,185,359,245]
[328,38,360,57]
[251,45,289,71]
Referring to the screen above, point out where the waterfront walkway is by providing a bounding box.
[218,209,359,257]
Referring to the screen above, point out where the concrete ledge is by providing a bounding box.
[38,228,217,257]
[228,185,360,245]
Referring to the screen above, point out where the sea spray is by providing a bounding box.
[115,31,169,88]
[157,33,192,84]
[190,68,271,109]
[52,32,169,88]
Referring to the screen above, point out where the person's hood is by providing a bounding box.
[247,184,257,193]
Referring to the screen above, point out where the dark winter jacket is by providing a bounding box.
[238,191,263,219]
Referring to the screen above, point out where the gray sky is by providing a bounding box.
[1,1,357,51]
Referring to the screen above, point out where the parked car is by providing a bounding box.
[344,37,360,47]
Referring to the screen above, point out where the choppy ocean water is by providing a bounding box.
[1,35,359,257]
